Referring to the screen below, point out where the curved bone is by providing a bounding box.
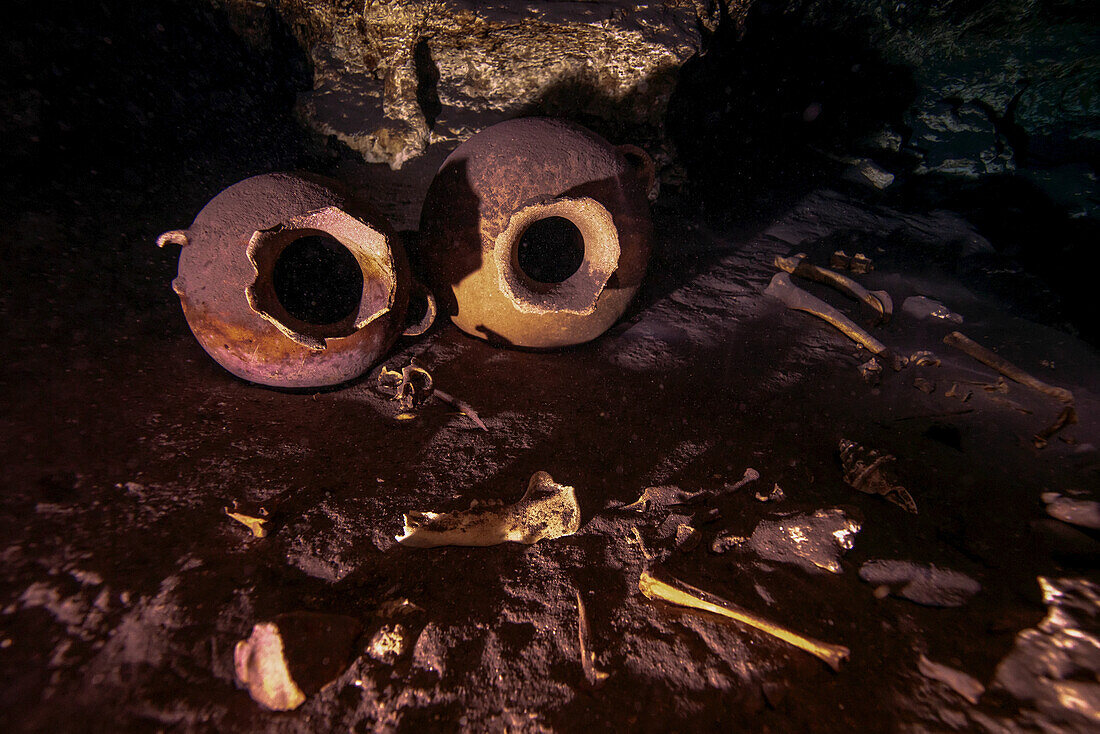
[775,253,892,323]
[766,273,900,370]
[639,568,850,671]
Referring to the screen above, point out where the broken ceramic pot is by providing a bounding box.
[158,173,423,388]
[418,118,653,348]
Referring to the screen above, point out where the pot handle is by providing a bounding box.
[402,280,437,337]
[617,144,656,197]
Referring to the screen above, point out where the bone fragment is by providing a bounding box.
[727,468,761,492]
[858,358,882,385]
[910,351,940,367]
[638,568,850,671]
[235,612,362,711]
[943,332,1074,405]
[774,253,892,323]
[913,377,936,394]
[623,485,705,512]
[225,505,269,538]
[433,388,488,431]
[675,524,702,552]
[1034,405,1078,449]
[755,484,785,503]
[918,655,985,704]
[766,273,900,370]
[576,590,609,687]
[396,471,580,547]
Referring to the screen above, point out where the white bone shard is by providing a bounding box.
[396,471,581,547]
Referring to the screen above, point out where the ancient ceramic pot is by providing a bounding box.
[418,118,654,348]
[157,172,420,388]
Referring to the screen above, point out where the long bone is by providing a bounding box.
[775,253,893,324]
[766,272,901,370]
[638,568,850,671]
[943,332,1074,404]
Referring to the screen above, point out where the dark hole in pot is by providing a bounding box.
[517,217,585,284]
[272,234,363,325]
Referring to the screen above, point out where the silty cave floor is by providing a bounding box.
[1,147,1098,731]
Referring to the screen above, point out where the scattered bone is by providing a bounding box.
[378,359,434,410]
[1042,494,1100,530]
[902,295,963,324]
[575,590,609,687]
[830,250,851,270]
[234,612,362,711]
[945,383,972,402]
[849,253,873,274]
[755,484,785,503]
[224,503,269,538]
[943,331,1074,405]
[1033,405,1078,449]
[675,524,702,552]
[745,508,861,574]
[766,273,900,369]
[859,561,980,607]
[773,253,892,324]
[368,623,409,663]
[433,388,488,431]
[638,568,850,671]
[913,377,936,394]
[918,655,985,705]
[395,471,580,547]
[993,577,1100,729]
[858,358,883,385]
[839,439,918,514]
[710,532,746,554]
[725,467,761,492]
[909,351,940,367]
[622,485,705,512]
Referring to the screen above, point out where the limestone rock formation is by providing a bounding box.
[217,0,724,168]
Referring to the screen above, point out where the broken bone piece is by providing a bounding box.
[724,467,761,493]
[675,524,702,552]
[918,655,985,705]
[1033,405,1078,449]
[858,357,883,385]
[902,296,963,324]
[622,485,705,512]
[433,388,488,431]
[849,253,874,275]
[576,590,609,687]
[859,560,980,607]
[234,612,362,711]
[839,439,918,514]
[638,568,850,671]
[913,377,936,394]
[1042,494,1100,530]
[745,508,861,574]
[766,273,900,369]
[774,253,892,324]
[378,359,434,410]
[396,471,580,547]
[755,484,786,503]
[909,351,941,367]
[830,250,851,270]
[943,332,1074,405]
[225,504,269,538]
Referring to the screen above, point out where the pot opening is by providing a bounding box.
[516,216,585,284]
[272,234,363,325]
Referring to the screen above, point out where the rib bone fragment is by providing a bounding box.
[943,332,1074,404]
[774,253,892,324]
[396,471,580,547]
[576,590,609,687]
[638,568,850,671]
[766,272,899,369]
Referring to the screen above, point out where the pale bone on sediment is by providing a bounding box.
[765,272,901,370]
[396,471,581,547]
[774,253,893,324]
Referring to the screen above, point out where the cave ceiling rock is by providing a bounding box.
[218,0,726,168]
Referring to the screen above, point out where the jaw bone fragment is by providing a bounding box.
[396,471,580,547]
[638,568,850,671]
[775,253,892,324]
[766,273,900,370]
[839,439,918,514]
[575,590,610,687]
[943,331,1074,405]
